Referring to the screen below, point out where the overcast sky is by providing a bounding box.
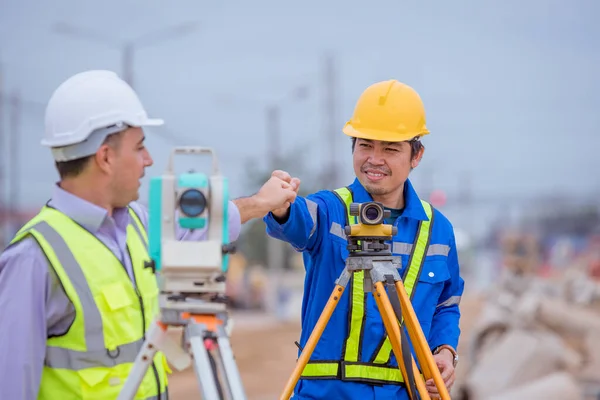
[1,0,598,219]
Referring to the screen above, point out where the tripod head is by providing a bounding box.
[345,201,397,257]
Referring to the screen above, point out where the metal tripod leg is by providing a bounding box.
[187,320,222,400]
[117,322,162,400]
[215,325,247,400]
[185,318,247,400]
[118,310,246,400]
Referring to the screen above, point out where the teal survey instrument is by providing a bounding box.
[118,147,246,400]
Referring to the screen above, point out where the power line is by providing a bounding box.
[53,21,199,90]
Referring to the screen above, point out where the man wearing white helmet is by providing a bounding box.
[0,70,298,400]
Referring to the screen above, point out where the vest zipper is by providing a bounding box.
[135,286,162,398]
[127,246,163,399]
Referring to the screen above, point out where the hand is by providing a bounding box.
[232,172,300,224]
[268,170,301,218]
[426,349,455,398]
[255,172,299,216]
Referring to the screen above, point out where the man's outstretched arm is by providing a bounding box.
[262,170,326,253]
[133,175,298,242]
[232,174,299,224]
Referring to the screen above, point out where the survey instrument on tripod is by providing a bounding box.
[118,146,246,400]
[279,200,451,400]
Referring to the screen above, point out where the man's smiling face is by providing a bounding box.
[352,138,421,198]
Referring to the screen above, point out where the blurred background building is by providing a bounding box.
[1,0,600,398]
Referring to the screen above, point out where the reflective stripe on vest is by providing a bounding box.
[301,186,434,385]
[33,220,146,369]
[10,206,168,399]
[129,206,149,252]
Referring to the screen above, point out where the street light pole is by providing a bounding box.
[53,21,199,89]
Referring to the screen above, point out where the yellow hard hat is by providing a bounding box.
[342,79,430,142]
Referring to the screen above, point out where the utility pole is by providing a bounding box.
[8,90,20,237]
[0,63,5,245]
[265,103,288,320]
[122,43,135,89]
[323,53,338,189]
[266,105,281,169]
[265,105,285,272]
[459,170,472,205]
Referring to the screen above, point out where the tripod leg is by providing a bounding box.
[279,283,346,400]
[208,344,228,400]
[187,321,222,400]
[216,325,247,400]
[384,277,419,399]
[373,282,430,400]
[117,321,162,400]
[394,281,451,400]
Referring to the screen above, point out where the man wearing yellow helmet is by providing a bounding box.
[264,80,464,399]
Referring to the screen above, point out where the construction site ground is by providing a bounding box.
[166,293,483,400]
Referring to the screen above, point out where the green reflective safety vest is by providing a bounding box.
[300,187,433,385]
[9,205,168,400]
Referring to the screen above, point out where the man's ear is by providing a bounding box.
[94,144,117,174]
[411,147,425,169]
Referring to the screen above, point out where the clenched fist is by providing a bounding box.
[232,170,301,224]
[255,174,299,212]
[269,170,301,218]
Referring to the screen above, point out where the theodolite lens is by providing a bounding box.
[361,203,385,225]
[179,189,207,217]
[365,206,380,221]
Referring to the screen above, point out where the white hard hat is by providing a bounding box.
[43,70,163,161]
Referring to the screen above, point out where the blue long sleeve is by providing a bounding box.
[428,233,464,351]
[263,195,328,254]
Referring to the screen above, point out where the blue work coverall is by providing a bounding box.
[264,178,464,399]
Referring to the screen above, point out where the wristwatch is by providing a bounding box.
[433,345,459,368]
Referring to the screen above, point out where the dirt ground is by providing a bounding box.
[166,294,484,400]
